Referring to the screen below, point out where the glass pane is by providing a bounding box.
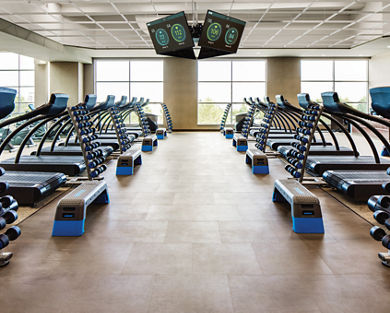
[198,82,231,102]
[143,103,163,124]
[335,60,367,81]
[20,55,34,70]
[96,82,129,102]
[301,60,333,81]
[232,103,249,124]
[198,61,231,81]
[18,87,34,103]
[349,102,368,113]
[20,71,34,86]
[334,82,368,103]
[96,60,129,81]
[0,53,18,70]
[0,71,18,86]
[130,82,163,102]
[130,61,163,81]
[301,81,334,103]
[19,102,33,113]
[232,61,266,81]
[232,82,266,102]
[198,103,226,125]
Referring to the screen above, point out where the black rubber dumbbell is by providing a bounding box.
[370,226,390,249]
[0,196,18,212]
[0,226,21,249]
[373,210,389,225]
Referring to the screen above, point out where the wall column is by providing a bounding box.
[266,57,301,106]
[49,61,83,106]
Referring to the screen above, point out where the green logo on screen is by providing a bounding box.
[155,28,169,46]
[225,27,238,45]
[171,24,186,42]
[207,23,222,41]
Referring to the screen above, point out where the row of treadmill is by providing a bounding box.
[0,87,172,265]
[0,88,171,207]
[222,87,390,267]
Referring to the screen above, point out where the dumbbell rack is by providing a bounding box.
[161,103,173,132]
[284,103,324,183]
[0,168,21,267]
[255,102,278,153]
[241,103,256,138]
[68,104,107,180]
[220,103,232,132]
[368,195,390,267]
[109,107,133,153]
[135,102,151,136]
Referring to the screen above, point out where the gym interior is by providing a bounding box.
[1,1,390,312]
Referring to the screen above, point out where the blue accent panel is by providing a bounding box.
[52,219,85,236]
[237,145,248,152]
[252,165,269,174]
[94,190,110,204]
[292,217,324,234]
[142,145,153,151]
[157,134,164,139]
[381,147,390,156]
[370,87,390,119]
[225,134,233,139]
[0,87,17,119]
[116,166,133,176]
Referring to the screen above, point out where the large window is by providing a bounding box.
[95,59,164,123]
[0,52,35,114]
[301,59,369,112]
[198,60,266,125]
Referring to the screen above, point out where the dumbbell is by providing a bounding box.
[0,181,9,193]
[0,196,18,212]
[82,135,98,143]
[373,210,390,230]
[90,165,107,178]
[85,142,101,151]
[303,115,316,121]
[292,142,306,152]
[368,195,390,212]
[297,128,311,135]
[285,165,301,178]
[370,226,390,249]
[287,150,304,160]
[287,158,303,169]
[294,135,309,144]
[0,226,21,250]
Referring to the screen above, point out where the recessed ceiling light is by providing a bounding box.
[387,45,390,48]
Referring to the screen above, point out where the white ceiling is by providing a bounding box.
[0,0,390,50]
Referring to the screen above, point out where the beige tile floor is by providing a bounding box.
[1,132,390,313]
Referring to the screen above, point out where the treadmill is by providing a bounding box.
[0,93,86,176]
[265,95,332,149]
[35,94,114,156]
[322,87,390,201]
[0,88,67,205]
[305,91,390,177]
[277,93,355,156]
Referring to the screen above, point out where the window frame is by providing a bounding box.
[0,53,35,114]
[197,59,267,126]
[94,58,164,124]
[300,58,369,113]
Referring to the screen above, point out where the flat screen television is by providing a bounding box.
[198,10,246,59]
[147,12,195,59]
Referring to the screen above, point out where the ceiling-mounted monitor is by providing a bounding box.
[147,12,195,59]
[198,10,246,59]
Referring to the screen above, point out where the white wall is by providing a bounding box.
[369,53,390,88]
